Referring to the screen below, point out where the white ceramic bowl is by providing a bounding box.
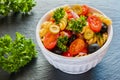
[36,4,113,74]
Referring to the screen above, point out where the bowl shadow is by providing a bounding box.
[50,66,96,80]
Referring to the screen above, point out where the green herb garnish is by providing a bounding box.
[0,0,36,16]
[53,8,65,24]
[57,36,68,52]
[0,32,37,73]
[66,15,87,33]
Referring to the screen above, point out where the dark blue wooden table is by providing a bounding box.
[0,0,120,80]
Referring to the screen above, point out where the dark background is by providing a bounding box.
[0,0,120,80]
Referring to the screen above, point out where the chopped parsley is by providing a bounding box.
[0,32,37,73]
[66,15,87,33]
[57,36,68,52]
[0,0,36,16]
[53,8,65,24]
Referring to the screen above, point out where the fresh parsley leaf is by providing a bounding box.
[53,8,65,24]
[66,15,87,33]
[0,32,37,73]
[0,0,36,16]
[57,36,68,52]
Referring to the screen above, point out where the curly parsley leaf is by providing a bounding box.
[53,8,65,24]
[0,32,37,73]
[66,15,87,33]
[57,36,68,52]
[0,0,36,16]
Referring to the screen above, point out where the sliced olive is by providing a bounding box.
[51,47,63,55]
[84,28,94,40]
[88,43,100,54]
[100,23,108,33]
[67,34,77,46]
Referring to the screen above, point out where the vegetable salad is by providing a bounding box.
[39,4,112,57]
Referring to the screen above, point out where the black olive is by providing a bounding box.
[51,47,63,55]
[67,34,77,46]
[100,23,108,33]
[88,43,100,54]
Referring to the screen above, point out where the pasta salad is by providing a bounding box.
[39,4,112,57]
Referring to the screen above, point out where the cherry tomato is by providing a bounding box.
[43,32,59,50]
[81,5,89,15]
[88,15,102,32]
[62,51,73,57]
[81,47,88,53]
[69,39,85,56]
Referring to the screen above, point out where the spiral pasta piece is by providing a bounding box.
[86,39,93,45]
[81,26,87,34]
[99,36,104,47]
[63,5,72,11]
[59,12,68,30]
[84,25,108,46]
[96,33,108,47]
[86,34,97,45]
[71,4,82,15]
[81,26,94,44]
[93,13,112,26]
[39,21,53,38]
[93,35,97,43]
[102,33,108,43]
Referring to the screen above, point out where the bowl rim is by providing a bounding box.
[36,4,113,60]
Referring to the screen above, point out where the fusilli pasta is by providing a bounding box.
[39,21,53,38]
[93,13,112,26]
[59,12,68,30]
[71,4,82,15]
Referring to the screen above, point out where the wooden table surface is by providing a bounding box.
[0,0,120,80]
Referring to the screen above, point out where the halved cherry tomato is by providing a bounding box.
[69,39,85,56]
[87,15,102,32]
[66,10,79,20]
[81,5,89,15]
[81,47,88,53]
[43,32,59,50]
[62,51,73,57]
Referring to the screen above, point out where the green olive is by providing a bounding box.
[49,25,60,34]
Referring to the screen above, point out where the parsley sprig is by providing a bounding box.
[53,8,65,24]
[57,36,68,52]
[0,0,36,16]
[0,32,37,73]
[66,15,87,33]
